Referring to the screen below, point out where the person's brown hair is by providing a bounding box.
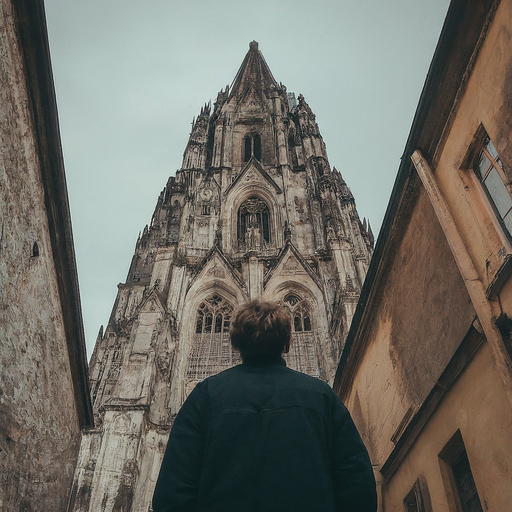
[230,300,291,358]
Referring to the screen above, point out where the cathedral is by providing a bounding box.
[68,41,373,511]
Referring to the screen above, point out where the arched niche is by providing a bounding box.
[224,183,282,253]
[237,196,271,250]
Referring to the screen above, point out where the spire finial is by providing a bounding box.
[249,40,259,51]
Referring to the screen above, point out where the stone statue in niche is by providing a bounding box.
[238,197,270,250]
[245,211,262,249]
[294,196,308,222]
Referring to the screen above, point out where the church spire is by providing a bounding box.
[229,41,278,101]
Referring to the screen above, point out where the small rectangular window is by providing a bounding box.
[439,431,483,512]
[202,204,211,215]
[403,477,432,512]
[474,136,512,237]
[452,452,483,512]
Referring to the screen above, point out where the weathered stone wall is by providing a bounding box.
[0,1,86,510]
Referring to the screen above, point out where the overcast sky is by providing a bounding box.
[44,0,450,359]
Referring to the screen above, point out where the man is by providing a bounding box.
[153,300,377,512]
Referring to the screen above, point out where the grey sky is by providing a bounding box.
[44,0,450,359]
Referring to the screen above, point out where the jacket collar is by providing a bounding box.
[241,354,287,367]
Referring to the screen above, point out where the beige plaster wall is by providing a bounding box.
[384,343,512,511]
[345,186,475,464]
[344,4,512,510]
[435,0,512,296]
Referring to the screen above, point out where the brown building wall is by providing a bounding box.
[434,0,512,295]
[336,1,512,509]
[345,185,475,465]
[384,343,512,511]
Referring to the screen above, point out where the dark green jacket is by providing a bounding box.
[153,356,377,512]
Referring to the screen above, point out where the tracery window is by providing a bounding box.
[283,295,319,377]
[244,133,262,162]
[188,295,240,381]
[237,197,270,249]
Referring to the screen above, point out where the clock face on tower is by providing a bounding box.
[200,187,213,201]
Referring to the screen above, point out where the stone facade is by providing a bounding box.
[0,2,93,511]
[69,42,373,511]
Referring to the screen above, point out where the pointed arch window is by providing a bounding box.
[244,133,262,162]
[237,197,270,249]
[188,295,240,381]
[284,295,312,332]
[283,295,319,377]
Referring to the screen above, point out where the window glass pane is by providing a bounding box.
[204,314,213,333]
[503,210,512,235]
[244,136,251,162]
[262,209,270,242]
[404,499,419,512]
[285,295,300,306]
[452,452,483,512]
[476,151,491,178]
[254,134,261,160]
[486,139,499,160]
[215,314,223,333]
[294,315,302,332]
[483,167,512,218]
[196,314,203,333]
[303,316,312,332]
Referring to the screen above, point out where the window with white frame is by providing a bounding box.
[474,136,512,236]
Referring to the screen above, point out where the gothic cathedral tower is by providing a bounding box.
[69,42,373,511]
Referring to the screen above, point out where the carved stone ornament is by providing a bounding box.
[206,264,225,278]
[200,187,213,201]
[239,197,267,214]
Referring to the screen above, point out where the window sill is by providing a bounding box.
[486,252,512,298]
